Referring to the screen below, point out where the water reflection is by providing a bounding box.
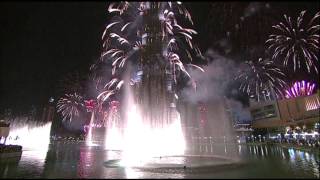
[1,141,319,178]
[42,143,79,178]
[0,122,52,178]
[77,146,94,178]
[189,137,238,159]
[245,144,319,178]
[124,167,144,179]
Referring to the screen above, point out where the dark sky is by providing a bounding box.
[0,2,106,110]
[0,1,319,112]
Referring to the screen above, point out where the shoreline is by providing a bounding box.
[244,142,320,154]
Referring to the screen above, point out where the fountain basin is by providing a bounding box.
[104,154,243,174]
[0,145,22,161]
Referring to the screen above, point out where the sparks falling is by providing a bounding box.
[266,10,320,74]
[56,93,85,121]
[88,1,205,161]
[236,57,288,100]
[284,80,316,98]
[93,1,204,106]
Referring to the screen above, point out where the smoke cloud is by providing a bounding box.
[240,2,270,21]
[181,48,238,103]
[227,98,252,124]
[180,48,252,124]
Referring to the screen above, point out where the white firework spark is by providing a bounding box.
[266,10,320,73]
[56,93,85,121]
[236,58,288,99]
[92,1,205,102]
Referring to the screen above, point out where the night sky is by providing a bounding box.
[0,1,319,112]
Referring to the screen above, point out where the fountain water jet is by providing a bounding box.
[5,122,52,150]
[103,101,124,150]
[96,2,242,171]
[119,82,186,167]
[85,111,97,147]
[4,121,52,172]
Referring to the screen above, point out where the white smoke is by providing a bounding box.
[240,2,270,21]
[227,98,252,124]
[180,48,252,124]
[181,49,238,103]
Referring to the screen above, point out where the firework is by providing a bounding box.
[84,99,96,112]
[266,11,320,73]
[56,93,85,121]
[236,58,288,100]
[284,80,316,98]
[92,2,204,103]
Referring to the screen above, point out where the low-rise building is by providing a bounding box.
[250,89,320,133]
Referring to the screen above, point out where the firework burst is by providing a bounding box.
[92,1,204,103]
[266,10,320,73]
[236,57,288,100]
[56,93,85,121]
[284,80,316,98]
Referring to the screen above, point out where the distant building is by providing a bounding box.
[249,89,320,133]
[41,103,55,123]
[179,98,237,141]
[225,99,253,139]
[0,121,10,144]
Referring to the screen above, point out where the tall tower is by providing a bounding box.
[135,2,175,128]
[98,2,201,129]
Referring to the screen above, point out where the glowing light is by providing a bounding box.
[6,122,52,150]
[104,100,123,150]
[119,103,186,167]
[84,99,96,112]
[305,95,320,111]
[95,2,195,168]
[92,2,204,104]
[266,11,320,73]
[236,58,287,100]
[103,87,186,168]
[2,121,52,175]
[285,80,316,99]
[57,93,85,121]
[104,125,124,150]
[85,111,98,147]
[124,167,144,179]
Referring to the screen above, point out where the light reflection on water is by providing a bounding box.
[244,144,319,178]
[1,122,52,178]
[0,141,319,178]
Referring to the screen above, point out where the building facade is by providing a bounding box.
[178,98,237,142]
[250,90,320,131]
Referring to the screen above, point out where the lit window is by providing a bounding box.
[305,95,320,111]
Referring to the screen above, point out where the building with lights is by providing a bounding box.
[178,98,236,142]
[249,89,320,135]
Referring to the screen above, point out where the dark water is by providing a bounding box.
[0,141,319,179]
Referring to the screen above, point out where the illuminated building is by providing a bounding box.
[249,89,320,133]
[179,98,236,141]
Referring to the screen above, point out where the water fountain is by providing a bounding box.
[1,117,52,176]
[94,2,242,173]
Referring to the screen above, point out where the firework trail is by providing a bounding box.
[236,57,288,100]
[266,10,320,73]
[92,1,204,104]
[56,93,85,121]
[284,80,316,98]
